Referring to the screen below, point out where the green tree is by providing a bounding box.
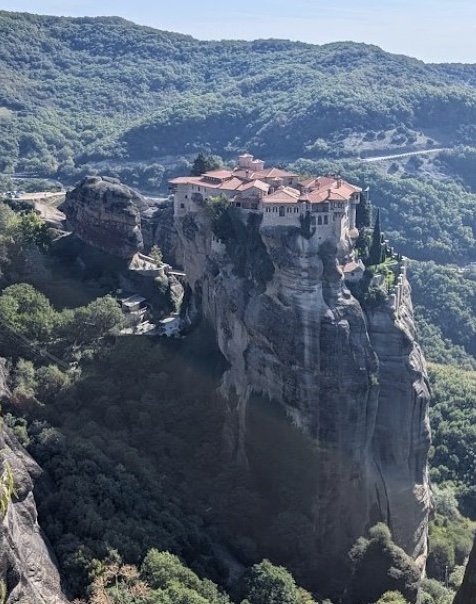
[367,208,383,266]
[13,211,50,251]
[149,245,163,264]
[349,524,420,604]
[141,550,230,603]
[190,153,222,176]
[69,295,123,343]
[375,592,408,604]
[0,282,58,342]
[356,189,372,229]
[237,559,299,604]
[35,364,71,404]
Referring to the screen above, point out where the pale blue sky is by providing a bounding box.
[2,0,476,63]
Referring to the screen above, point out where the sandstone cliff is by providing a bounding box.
[60,175,146,258]
[60,176,178,263]
[175,206,431,595]
[0,360,68,604]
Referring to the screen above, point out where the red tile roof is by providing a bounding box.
[219,177,245,191]
[252,167,298,179]
[343,260,363,273]
[300,176,361,197]
[262,187,301,204]
[169,176,203,185]
[203,169,234,180]
[236,179,269,193]
[170,161,361,209]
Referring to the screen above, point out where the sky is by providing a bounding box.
[2,0,476,63]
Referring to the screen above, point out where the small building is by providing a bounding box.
[158,316,181,337]
[342,259,365,282]
[121,294,147,313]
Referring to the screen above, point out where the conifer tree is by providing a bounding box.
[190,153,221,176]
[356,188,371,229]
[368,208,383,265]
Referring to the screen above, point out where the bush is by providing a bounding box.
[349,523,420,604]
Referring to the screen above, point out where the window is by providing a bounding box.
[279,206,285,217]
[180,203,185,209]
[185,195,188,199]
[324,215,328,225]
[318,216,322,225]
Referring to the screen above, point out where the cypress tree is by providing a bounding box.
[368,208,383,265]
[190,153,221,176]
[356,188,371,229]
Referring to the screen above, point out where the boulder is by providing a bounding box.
[60,175,145,258]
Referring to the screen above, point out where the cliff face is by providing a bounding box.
[454,537,476,604]
[60,175,146,258]
[0,360,68,604]
[176,207,431,590]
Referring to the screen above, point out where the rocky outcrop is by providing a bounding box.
[61,176,178,264]
[454,537,476,604]
[0,360,68,604]
[141,202,179,266]
[60,175,146,258]
[366,281,431,565]
[175,206,431,596]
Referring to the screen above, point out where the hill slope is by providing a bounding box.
[2,10,476,176]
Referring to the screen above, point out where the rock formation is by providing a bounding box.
[454,537,476,604]
[60,175,146,258]
[175,206,431,596]
[0,359,68,604]
[60,176,178,263]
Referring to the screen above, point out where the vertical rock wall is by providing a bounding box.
[175,207,431,591]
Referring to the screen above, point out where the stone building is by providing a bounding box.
[169,154,361,247]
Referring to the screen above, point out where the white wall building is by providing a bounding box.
[169,156,362,247]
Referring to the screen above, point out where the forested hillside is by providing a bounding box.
[3,10,476,181]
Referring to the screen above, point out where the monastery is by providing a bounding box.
[169,154,363,245]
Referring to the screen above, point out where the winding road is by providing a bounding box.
[359,147,449,162]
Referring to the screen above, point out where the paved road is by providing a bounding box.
[21,191,64,201]
[359,148,449,162]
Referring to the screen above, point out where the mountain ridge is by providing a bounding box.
[3,9,476,177]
